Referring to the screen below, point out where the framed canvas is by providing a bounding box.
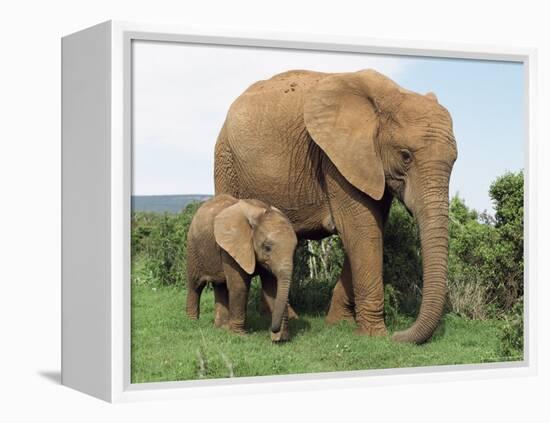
[61,20,537,402]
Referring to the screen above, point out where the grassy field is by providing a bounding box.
[131,278,522,383]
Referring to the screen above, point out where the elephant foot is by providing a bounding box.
[214,320,230,330]
[326,303,355,325]
[214,308,229,328]
[354,322,388,337]
[271,319,290,342]
[326,314,355,326]
[326,287,355,325]
[228,322,247,336]
[271,329,290,343]
[186,307,200,320]
[229,328,248,336]
[287,305,299,320]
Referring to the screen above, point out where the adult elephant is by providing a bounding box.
[214,69,457,344]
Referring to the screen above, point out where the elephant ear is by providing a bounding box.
[214,200,266,274]
[303,71,386,200]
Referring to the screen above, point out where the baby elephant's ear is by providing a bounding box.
[214,201,266,274]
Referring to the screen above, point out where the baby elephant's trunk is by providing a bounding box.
[271,267,292,335]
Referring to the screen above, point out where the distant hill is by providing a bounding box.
[131,194,212,213]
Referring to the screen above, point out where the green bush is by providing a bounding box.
[383,284,401,327]
[383,201,422,315]
[447,195,499,319]
[447,171,524,319]
[290,236,344,314]
[131,202,201,286]
[489,171,524,310]
[498,299,524,359]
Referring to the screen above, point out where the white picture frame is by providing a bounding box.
[61,20,537,403]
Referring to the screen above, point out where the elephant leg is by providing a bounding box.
[186,281,205,320]
[259,270,298,320]
[213,283,230,329]
[326,256,355,325]
[345,227,386,336]
[331,199,387,336]
[322,158,390,336]
[222,252,251,334]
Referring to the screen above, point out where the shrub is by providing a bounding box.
[131,202,201,286]
[383,201,422,315]
[498,299,524,359]
[446,271,490,320]
[489,171,524,310]
[447,195,498,319]
[383,284,401,327]
[446,171,524,318]
[289,236,343,314]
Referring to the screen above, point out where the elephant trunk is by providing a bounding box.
[393,183,450,344]
[271,266,292,334]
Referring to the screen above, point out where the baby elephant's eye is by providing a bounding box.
[263,243,272,253]
[400,149,412,164]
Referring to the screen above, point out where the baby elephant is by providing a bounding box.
[186,194,298,341]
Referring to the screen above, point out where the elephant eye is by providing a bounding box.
[400,149,412,164]
[263,243,272,253]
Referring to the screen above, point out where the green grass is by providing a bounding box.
[131,277,522,383]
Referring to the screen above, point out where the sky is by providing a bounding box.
[132,41,524,214]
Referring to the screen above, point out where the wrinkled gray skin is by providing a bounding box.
[214,69,457,344]
[186,194,298,341]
